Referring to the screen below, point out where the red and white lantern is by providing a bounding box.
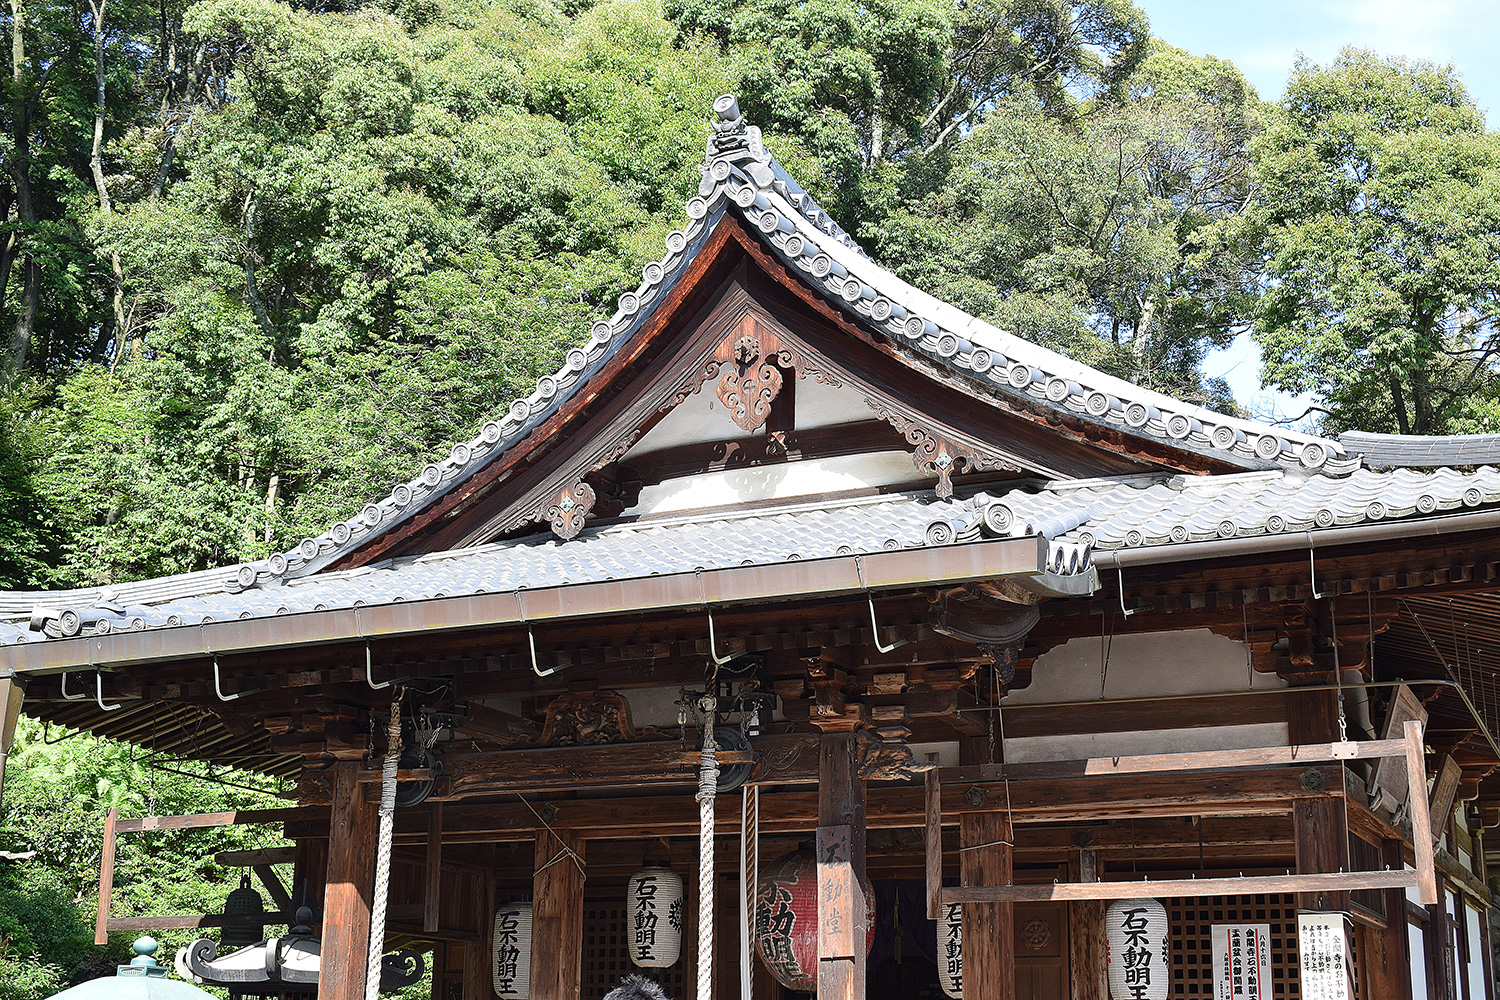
[493,901,532,999]
[1105,898,1169,1000]
[753,850,875,991]
[626,867,685,968]
[937,901,964,998]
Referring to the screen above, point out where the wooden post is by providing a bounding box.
[321,762,379,1000]
[0,675,25,800]
[93,806,118,945]
[531,828,585,1000]
[293,837,328,914]
[816,732,867,1000]
[1293,795,1350,913]
[1426,881,1458,1000]
[960,811,1014,1000]
[426,802,444,934]
[1357,837,1414,1000]
[1068,849,1106,1000]
[462,869,494,1000]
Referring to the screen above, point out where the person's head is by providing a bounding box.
[602,974,669,1000]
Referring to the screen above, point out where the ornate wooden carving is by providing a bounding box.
[716,331,784,432]
[534,690,636,746]
[865,397,1010,498]
[544,482,596,540]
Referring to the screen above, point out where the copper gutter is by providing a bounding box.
[0,535,1052,675]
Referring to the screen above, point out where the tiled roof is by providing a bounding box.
[1339,431,1500,468]
[7,464,1500,647]
[205,95,1370,592]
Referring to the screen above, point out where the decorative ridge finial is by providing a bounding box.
[713,94,741,123]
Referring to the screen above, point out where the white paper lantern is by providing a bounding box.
[936,901,964,999]
[1105,898,1169,1000]
[627,867,685,968]
[493,902,533,999]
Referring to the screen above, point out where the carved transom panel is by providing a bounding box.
[535,690,636,746]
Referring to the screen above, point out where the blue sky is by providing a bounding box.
[1138,0,1500,423]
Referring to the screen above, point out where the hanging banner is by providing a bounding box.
[1105,898,1169,1000]
[1298,912,1355,1000]
[1211,923,1271,1000]
[627,867,684,967]
[493,902,533,999]
[937,902,964,999]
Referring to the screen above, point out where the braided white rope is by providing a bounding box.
[696,695,719,1000]
[366,690,402,1000]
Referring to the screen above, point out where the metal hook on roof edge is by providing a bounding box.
[518,590,567,678]
[1117,565,1140,618]
[95,670,121,712]
[215,657,246,701]
[697,569,738,668]
[59,671,86,701]
[855,555,901,654]
[365,644,393,691]
[1308,532,1330,600]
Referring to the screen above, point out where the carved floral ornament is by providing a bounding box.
[544,482,596,540]
[716,330,784,432]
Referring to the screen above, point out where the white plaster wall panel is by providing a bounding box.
[793,377,878,430]
[628,451,918,515]
[629,387,742,454]
[1003,723,1289,764]
[1008,628,1285,704]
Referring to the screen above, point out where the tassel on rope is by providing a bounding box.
[366,687,403,1000]
[696,693,719,1000]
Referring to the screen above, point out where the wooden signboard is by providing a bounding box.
[1428,754,1462,840]
[816,824,857,958]
[1368,683,1427,814]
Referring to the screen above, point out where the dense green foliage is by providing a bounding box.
[0,718,291,997]
[1,0,1498,591]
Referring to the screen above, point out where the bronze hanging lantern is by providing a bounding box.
[220,873,264,949]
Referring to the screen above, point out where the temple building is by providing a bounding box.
[3,95,1500,1000]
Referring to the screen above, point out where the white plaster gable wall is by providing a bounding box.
[630,386,741,453]
[789,377,877,430]
[1001,628,1289,762]
[626,451,918,516]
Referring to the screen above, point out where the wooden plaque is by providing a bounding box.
[1368,683,1427,813]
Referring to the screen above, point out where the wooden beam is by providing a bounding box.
[1405,719,1439,905]
[531,828,585,1000]
[817,733,867,1000]
[425,802,443,934]
[944,737,1409,781]
[106,913,289,931]
[960,811,1013,1000]
[253,865,294,914]
[93,807,118,946]
[115,806,324,833]
[942,869,1419,903]
[322,763,378,1000]
[215,846,298,867]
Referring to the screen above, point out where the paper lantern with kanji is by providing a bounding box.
[492,902,532,999]
[753,849,875,991]
[627,867,685,968]
[1105,898,1169,1000]
[936,901,964,999]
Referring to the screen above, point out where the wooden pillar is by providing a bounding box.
[816,732,866,1000]
[463,869,495,1000]
[1293,796,1350,912]
[960,811,1014,1000]
[0,675,25,801]
[1358,837,1413,1000]
[293,837,329,914]
[425,802,444,934]
[531,828,585,1000]
[1426,881,1458,1000]
[321,762,378,1000]
[1068,849,1107,1000]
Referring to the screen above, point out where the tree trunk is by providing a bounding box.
[7,0,38,370]
[1389,372,1411,435]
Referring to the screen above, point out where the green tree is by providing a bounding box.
[1252,48,1500,434]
